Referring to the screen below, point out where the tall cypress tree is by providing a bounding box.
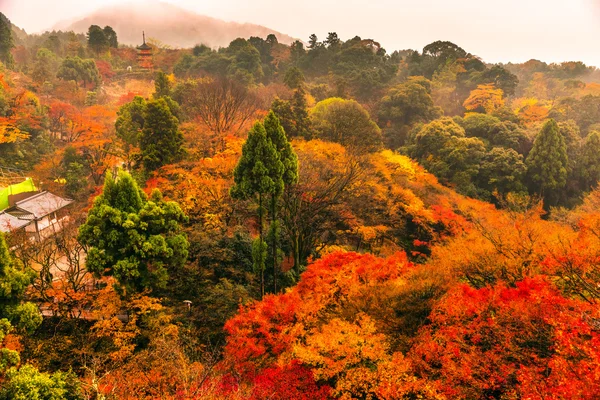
[263,111,298,293]
[0,13,15,69]
[231,122,284,297]
[526,119,568,206]
[291,87,311,139]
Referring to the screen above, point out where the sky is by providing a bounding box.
[2,0,600,66]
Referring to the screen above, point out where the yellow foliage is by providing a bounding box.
[293,314,389,399]
[0,121,29,144]
[511,97,550,126]
[379,150,418,179]
[463,84,505,114]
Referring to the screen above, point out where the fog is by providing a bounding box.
[2,0,600,66]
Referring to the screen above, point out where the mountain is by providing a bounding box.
[52,1,298,49]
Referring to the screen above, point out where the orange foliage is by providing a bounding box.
[47,100,105,143]
[222,252,439,398]
[95,60,115,80]
[0,117,29,143]
[411,278,600,399]
[463,84,505,114]
[512,97,550,126]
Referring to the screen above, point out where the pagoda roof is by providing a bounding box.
[137,42,152,51]
[137,31,152,51]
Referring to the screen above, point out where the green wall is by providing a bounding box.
[0,178,37,211]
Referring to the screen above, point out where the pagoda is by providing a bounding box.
[136,32,153,70]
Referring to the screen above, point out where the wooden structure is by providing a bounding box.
[0,191,73,242]
[136,32,154,70]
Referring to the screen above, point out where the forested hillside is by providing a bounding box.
[1,8,600,399]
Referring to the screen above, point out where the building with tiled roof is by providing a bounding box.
[0,190,73,242]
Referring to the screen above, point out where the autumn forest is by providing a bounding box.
[1,4,600,399]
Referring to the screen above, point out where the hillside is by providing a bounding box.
[3,3,600,398]
[52,1,297,48]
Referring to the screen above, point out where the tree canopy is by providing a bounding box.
[79,170,189,295]
[311,97,382,151]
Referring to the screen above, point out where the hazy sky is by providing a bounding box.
[2,0,600,66]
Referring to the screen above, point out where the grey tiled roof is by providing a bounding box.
[0,212,30,233]
[13,191,73,219]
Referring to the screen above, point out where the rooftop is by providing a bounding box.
[137,31,152,51]
[13,191,73,219]
[0,212,30,233]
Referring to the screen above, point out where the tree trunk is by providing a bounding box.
[271,194,278,294]
[294,235,301,276]
[259,193,264,299]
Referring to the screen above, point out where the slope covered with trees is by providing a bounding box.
[2,9,600,399]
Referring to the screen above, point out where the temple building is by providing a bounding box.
[136,32,154,70]
[0,177,72,242]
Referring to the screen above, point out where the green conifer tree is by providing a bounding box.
[154,71,172,99]
[526,119,568,206]
[86,25,108,54]
[291,87,311,139]
[231,122,284,297]
[140,98,184,171]
[103,26,118,48]
[263,111,298,292]
[578,131,600,191]
[0,13,15,69]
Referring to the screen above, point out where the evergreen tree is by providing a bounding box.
[32,48,58,84]
[283,66,304,90]
[263,111,298,293]
[103,25,118,48]
[79,170,189,295]
[86,25,108,53]
[291,87,311,138]
[271,88,311,139]
[140,97,184,171]
[265,34,278,46]
[324,32,341,49]
[154,70,172,99]
[56,56,101,88]
[271,99,295,137]
[308,34,319,50]
[115,96,146,167]
[526,119,568,206]
[231,122,284,297]
[264,111,298,187]
[578,131,600,191]
[0,232,40,333]
[290,40,305,65]
[0,13,15,68]
[0,236,43,394]
[43,35,62,55]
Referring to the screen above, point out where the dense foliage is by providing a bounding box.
[2,8,600,399]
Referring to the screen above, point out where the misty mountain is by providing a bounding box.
[52,1,298,49]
